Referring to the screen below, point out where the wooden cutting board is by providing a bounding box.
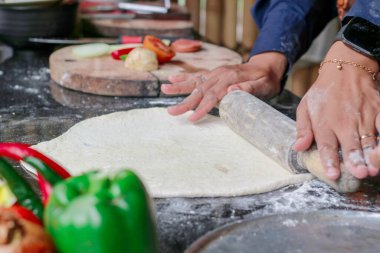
[80,3,191,21]
[82,19,194,38]
[49,42,243,97]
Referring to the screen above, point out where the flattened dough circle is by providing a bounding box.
[31,108,312,197]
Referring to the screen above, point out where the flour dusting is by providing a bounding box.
[22,67,50,82]
[156,179,361,221]
[282,219,298,227]
[13,85,39,94]
[348,150,365,165]
[306,87,328,118]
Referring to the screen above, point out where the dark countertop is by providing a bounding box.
[0,48,379,253]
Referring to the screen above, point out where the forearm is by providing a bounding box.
[250,0,337,68]
[248,52,288,83]
[343,0,380,26]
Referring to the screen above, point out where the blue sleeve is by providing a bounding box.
[250,0,337,68]
[343,0,380,26]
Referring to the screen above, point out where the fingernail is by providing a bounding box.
[292,136,304,150]
[348,150,365,166]
[191,88,200,94]
[326,167,339,179]
[349,164,368,179]
[355,164,367,171]
[228,86,240,92]
[355,164,368,175]
[188,113,198,122]
[167,106,175,114]
[345,150,366,178]
[368,167,379,175]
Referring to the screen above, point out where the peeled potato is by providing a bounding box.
[124,47,159,71]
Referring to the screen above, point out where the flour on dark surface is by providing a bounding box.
[155,179,378,253]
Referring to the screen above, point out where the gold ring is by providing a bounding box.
[360,134,376,140]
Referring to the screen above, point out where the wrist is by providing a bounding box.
[325,41,379,72]
[248,52,288,82]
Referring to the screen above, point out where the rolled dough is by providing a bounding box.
[31,108,312,197]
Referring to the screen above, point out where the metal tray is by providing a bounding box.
[0,2,77,48]
[185,210,380,253]
[0,0,58,7]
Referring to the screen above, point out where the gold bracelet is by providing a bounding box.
[319,59,378,81]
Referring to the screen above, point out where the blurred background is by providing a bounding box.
[180,0,339,97]
[0,0,340,97]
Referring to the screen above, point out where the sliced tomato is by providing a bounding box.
[143,35,175,64]
[171,39,202,53]
[111,47,135,60]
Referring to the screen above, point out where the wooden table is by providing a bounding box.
[80,2,193,38]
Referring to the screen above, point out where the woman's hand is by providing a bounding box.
[161,52,287,122]
[293,41,380,180]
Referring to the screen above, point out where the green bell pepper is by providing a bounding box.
[44,169,158,253]
[0,158,44,221]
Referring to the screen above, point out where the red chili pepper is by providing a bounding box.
[10,204,42,226]
[0,143,70,178]
[0,143,71,204]
[38,174,52,205]
[111,47,135,60]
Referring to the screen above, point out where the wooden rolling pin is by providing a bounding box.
[219,90,360,193]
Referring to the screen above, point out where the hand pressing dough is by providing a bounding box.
[30,108,312,198]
